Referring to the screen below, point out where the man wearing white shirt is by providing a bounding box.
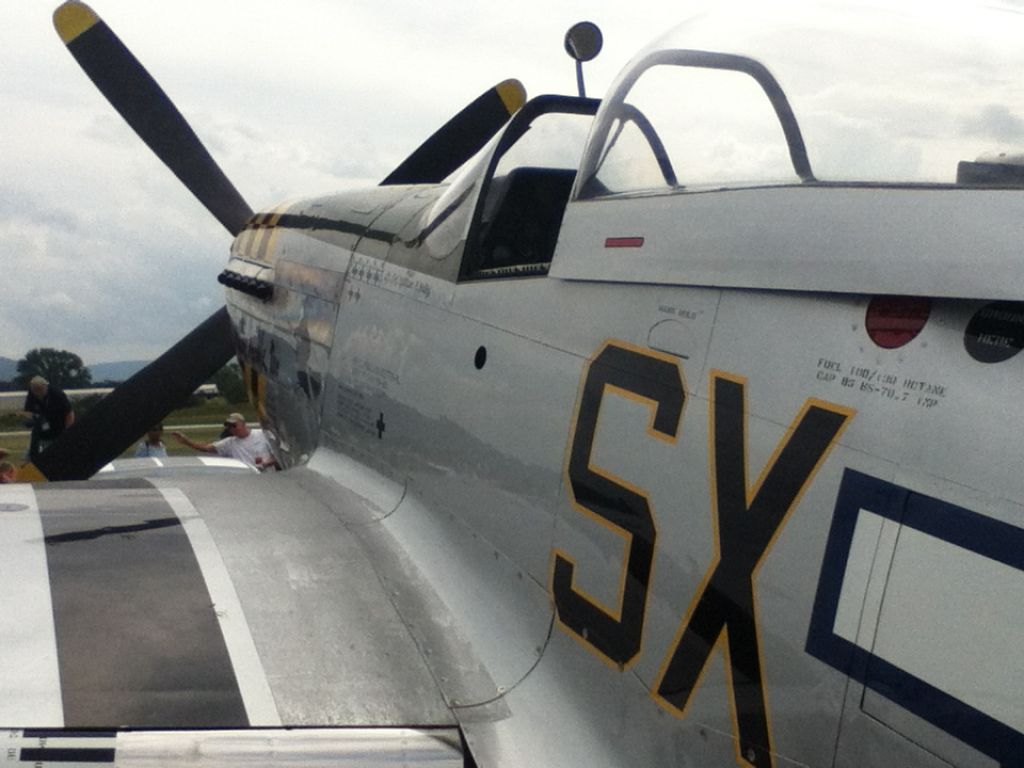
[171,412,275,470]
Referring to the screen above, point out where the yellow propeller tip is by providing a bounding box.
[15,463,47,484]
[54,2,99,44]
[496,79,527,116]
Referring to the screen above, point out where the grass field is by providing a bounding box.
[0,397,258,462]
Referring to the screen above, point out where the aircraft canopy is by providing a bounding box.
[577,1,1024,197]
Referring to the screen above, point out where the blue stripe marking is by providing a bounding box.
[19,747,115,763]
[22,730,116,738]
[806,469,1024,766]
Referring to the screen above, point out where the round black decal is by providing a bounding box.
[964,301,1024,363]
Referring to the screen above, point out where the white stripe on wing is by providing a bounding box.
[160,487,281,726]
[0,484,64,725]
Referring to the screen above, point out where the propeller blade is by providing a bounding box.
[53,2,253,235]
[381,79,526,185]
[26,307,235,482]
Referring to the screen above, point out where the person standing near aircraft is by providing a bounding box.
[23,376,75,461]
[134,424,168,457]
[171,412,275,470]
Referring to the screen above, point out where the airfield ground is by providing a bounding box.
[0,397,258,461]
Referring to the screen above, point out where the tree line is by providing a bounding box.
[0,348,93,391]
[0,347,246,404]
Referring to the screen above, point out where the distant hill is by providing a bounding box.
[89,360,150,383]
[0,357,151,388]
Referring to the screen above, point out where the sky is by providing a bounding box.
[1,0,682,365]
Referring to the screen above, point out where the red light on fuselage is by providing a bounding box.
[865,296,931,349]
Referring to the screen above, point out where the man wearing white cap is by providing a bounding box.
[171,412,275,470]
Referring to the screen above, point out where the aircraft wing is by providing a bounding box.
[0,462,533,762]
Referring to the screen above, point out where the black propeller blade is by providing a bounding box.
[54,1,253,235]
[29,308,235,482]
[381,79,526,185]
[27,2,246,482]
[36,5,528,481]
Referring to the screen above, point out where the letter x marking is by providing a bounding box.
[656,373,852,768]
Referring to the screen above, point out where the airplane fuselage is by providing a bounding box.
[221,164,1024,767]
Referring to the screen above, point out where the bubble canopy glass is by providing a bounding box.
[577,1,1024,197]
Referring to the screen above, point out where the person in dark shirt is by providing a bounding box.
[24,376,75,461]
